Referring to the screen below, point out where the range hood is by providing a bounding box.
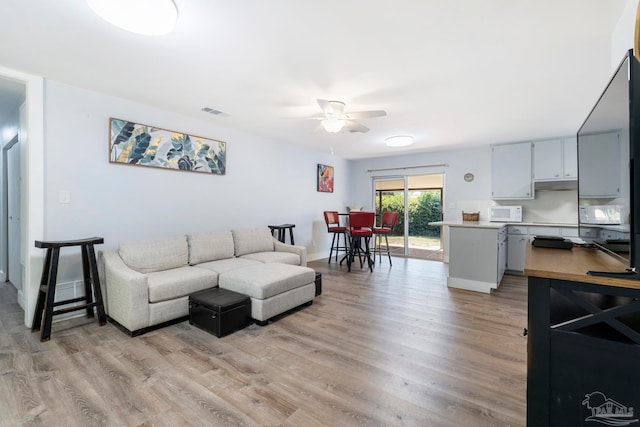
[534,180,578,191]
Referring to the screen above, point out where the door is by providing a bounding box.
[373,177,406,256]
[6,136,21,291]
[373,174,443,260]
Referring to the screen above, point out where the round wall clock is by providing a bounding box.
[464,173,474,182]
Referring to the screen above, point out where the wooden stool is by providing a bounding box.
[268,224,295,245]
[31,237,106,342]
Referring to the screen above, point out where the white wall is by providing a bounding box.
[348,145,578,224]
[348,143,580,260]
[612,0,637,67]
[43,80,348,284]
[349,146,492,222]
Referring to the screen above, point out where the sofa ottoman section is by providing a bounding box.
[218,263,315,324]
[189,288,251,337]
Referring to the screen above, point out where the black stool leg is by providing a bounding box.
[365,236,373,272]
[40,247,60,342]
[81,245,95,318]
[347,236,355,272]
[86,244,107,325]
[385,235,392,266]
[32,248,53,333]
[328,233,336,263]
[288,227,295,245]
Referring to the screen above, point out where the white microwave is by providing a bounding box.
[489,206,523,222]
[579,205,622,224]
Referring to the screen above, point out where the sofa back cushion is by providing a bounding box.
[119,235,188,274]
[232,228,274,256]
[187,231,235,265]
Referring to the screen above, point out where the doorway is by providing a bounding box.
[3,134,21,294]
[373,174,444,261]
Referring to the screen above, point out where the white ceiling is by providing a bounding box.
[0,0,630,158]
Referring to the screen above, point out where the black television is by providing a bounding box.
[577,49,640,276]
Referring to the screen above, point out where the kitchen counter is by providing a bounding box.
[442,224,508,293]
[428,220,505,229]
[429,220,578,228]
[525,244,638,289]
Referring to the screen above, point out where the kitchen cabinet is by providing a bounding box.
[532,137,578,181]
[599,228,629,241]
[448,224,507,293]
[562,137,578,179]
[507,227,528,273]
[491,142,533,200]
[498,228,507,280]
[526,247,640,427]
[578,132,620,198]
[506,225,579,274]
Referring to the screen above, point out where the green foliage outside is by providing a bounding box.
[375,191,441,237]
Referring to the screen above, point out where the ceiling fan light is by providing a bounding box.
[86,0,178,36]
[385,136,414,147]
[321,118,345,133]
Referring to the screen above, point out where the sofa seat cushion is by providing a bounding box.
[219,263,315,300]
[187,231,235,265]
[147,266,218,303]
[239,252,300,265]
[192,257,262,275]
[119,236,188,274]
[232,228,274,256]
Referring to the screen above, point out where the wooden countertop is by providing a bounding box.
[525,244,640,289]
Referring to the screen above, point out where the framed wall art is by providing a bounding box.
[317,164,334,193]
[109,118,226,175]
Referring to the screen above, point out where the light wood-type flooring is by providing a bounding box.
[0,258,527,426]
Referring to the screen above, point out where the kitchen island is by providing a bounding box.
[429,221,507,293]
[525,245,640,426]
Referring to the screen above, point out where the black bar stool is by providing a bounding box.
[268,224,295,245]
[31,237,106,342]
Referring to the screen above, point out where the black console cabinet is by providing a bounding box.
[526,246,640,426]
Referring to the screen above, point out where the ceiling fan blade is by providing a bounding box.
[317,99,346,116]
[343,110,387,120]
[317,99,329,111]
[343,120,370,133]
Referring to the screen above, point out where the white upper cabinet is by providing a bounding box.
[532,137,577,181]
[491,142,533,200]
[562,137,578,179]
[578,132,620,198]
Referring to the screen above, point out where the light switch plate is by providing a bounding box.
[59,190,71,204]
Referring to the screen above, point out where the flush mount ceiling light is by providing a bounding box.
[321,118,346,133]
[86,0,178,36]
[385,135,414,147]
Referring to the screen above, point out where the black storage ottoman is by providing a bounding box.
[189,287,251,337]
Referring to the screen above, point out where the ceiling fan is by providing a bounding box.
[313,99,386,133]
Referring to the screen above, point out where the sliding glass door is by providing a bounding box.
[373,174,443,260]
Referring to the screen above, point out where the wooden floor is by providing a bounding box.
[0,258,527,427]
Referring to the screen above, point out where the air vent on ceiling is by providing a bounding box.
[201,107,228,117]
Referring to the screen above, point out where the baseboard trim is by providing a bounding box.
[447,277,496,294]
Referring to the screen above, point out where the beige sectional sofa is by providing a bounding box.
[99,227,315,336]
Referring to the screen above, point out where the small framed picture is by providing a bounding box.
[317,164,334,193]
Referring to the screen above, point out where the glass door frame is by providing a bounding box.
[372,173,444,259]
[372,175,409,256]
